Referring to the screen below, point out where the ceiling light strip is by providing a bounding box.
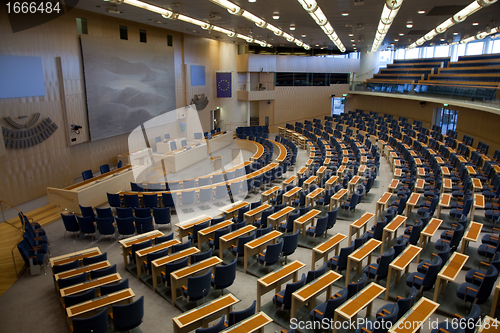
[371,0,404,52]
[407,0,498,49]
[120,0,271,47]
[296,0,345,52]
[459,26,500,44]
[208,0,310,49]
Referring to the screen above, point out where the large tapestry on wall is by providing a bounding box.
[80,35,176,141]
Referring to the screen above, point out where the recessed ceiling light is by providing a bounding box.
[350,39,355,42]
[440,38,445,41]
[341,12,349,16]
[418,10,425,14]
[453,32,458,35]
[394,38,399,41]
[290,24,295,31]
[349,33,354,37]
[406,21,413,28]
[315,44,319,46]
[472,22,478,26]
[248,0,256,2]
[301,34,306,37]
[399,33,404,36]
[272,12,279,20]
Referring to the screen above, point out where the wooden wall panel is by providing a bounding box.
[276,56,360,73]
[247,54,277,72]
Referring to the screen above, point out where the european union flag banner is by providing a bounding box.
[216,72,232,98]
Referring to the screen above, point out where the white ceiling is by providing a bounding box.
[76,0,500,53]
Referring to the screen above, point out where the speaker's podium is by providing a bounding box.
[210,155,222,171]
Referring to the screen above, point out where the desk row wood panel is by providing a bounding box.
[119,230,165,266]
[386,245,422,300]
[346,239,382,286]
[55,260,111,282]
[176,215,212,241]
[312,233,347,269]
[151,247,200,290]
[198,220,234,250]
[60,273,122,297]
[293,209,321,235]
[349,212,375,245]
[461,221,483,254]
[219,312,272,333]
[66,288,135,319]
[135,239,181,277]
[389,297,439,333]
[219,225,256,259]
[268,206,294,229]
[50,247,102,267]
[244,230,282,273]
[433,252,469,301]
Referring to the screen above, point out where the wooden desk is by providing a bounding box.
[219,312,272,333]
[375,192,392,221]
[261,186,280,203]
[337,165,346,178]
[170,256,222,305]
[50,248,102,267]
[388,179,399,193]
[60,273,121,297]
[176,215,213,241]
[458,155,467,163]
[472,194,485,218]
[461,221,483,254]
[466,166,477,176]
[389,297,439,333]
[282,175,297,190]
[303,176,318,189]
[135,239,180,277]
[417,218,442,260]
[173,294,239,333]
[478,316,500,333]
[443,178,452,192]
[323,158,331,166]
[491,281,500,317]
[256,260,305,311]
[414,179,425,192]
[244,204,272,225]
[219,201,250,218]
[394,168,403,179]
[381,215,407,252]
[436,193,451,218]
[436,157,444,165]
[243,230,282,273]
[198,220,233,250]
[119,230,164,266]
[283,187,302,205]
[291,271,342,319]
[473,178,483,192]
[334,283,386,333]
[441,166,450,177]
[433,252,469,301]
[417,167,425,178]
[348,176,361,193]
[218,225,256,259]
[297,166,308,178]
[306,188,324,207]
[342,157,349,165]
[394,159,402,172]
[348,212,375,245]
[414,158,422,166]
[345,239,382,286]
[293,209,321,235]
[151,247,200,290]
[358,165,367,176]
[311,233,347,269]
[385,245,422,300]
[54,260,111,283]
[330,189,349,210]
[317,166,327,179]
[268,206,294,230]
[325,176,339,191]
[405,193,421,216]
[66,288,134,326]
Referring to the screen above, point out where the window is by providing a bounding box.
[434,45,449,57]
[492,39,500,53]
[76,17,87,34]
[424,46,434,58]
[139,29,147,43]
[466,41,484,55]
[167,34,173,46]
[405,48,419,59]
[435,108,458,135]
[395,48,405,59]
[119,25,128,40]
[275,73,349,86]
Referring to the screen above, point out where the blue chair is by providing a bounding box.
[397,220,423,246]
[306,216,328,241]
[456,265,498,305]
[83,253,107,266]
[100,278,129,296]
[58,272,87,289]
[364,248,395,282]
[356,303,399,333]
[95,207,113,219]
[143,193,158,208]
[53,259,79,274]
[199,187,214,209]
[182,270,212,302]
[129,240,151,264]
[191,249,212,264]
[124,194,140,208]
[257,240,283,268]
[189,220,210,244]
[211,259,237,295]
[181,190,196,212]
[306,262,327,284]
[465,251,500,284]
[226,300,256,327]
[279,212,300,233]
[281,231,299,263]
[366,219,388,241]
[232,232,255,258]
[134,207,151,218]
[116,207,133,218]
[211,216,226,225]
[273,273,306,310]
[162,193,177,211]
[377,287,418,320]
[90,264,117,279]
[161,257,189,286]
[417,243,451,274]
[256,225,272,237]
[431,304,480,333]
[310,287,348,322]
[76,215,97,242]
[99,164,110,174]
[328,243,355,272]
[63,288,96,308]
[153,207,171,229]
[195,315,226,333]
[347,273,368,299]
[73,308,108,333]
[254,208,274,228]
[17,240,45,274]
[326,208,338,234]
[61,213,80,239]
[115,216,135,238]
[95,216,116,242]
[143,248,169,275]
[340,193,359,215]
[155,233,174,244]
[135,216,154,234]
[172,240,192,253]
[79,205,96,221]
[209,226,231,250]
[82,169,93,180]
[112,296,144,331]
[406,256,442,292]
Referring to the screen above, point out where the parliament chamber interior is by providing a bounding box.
[1,0,500,333]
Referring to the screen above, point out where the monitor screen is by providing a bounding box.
[194,132,202,140]
[181,139,187,147]
[170,141,177,150]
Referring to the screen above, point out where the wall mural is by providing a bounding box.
[2,113,58,148]
[80,35,176,141]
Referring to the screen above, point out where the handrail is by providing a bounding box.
[0,200,24,231]
[361,80,500,90]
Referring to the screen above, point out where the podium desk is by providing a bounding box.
[197,220,233,250]
[345,239,381,286]
[119,230,164,266]
[385,245,422,300]
[151,247,200,290]
[243,231,282,273]
[176,215,212,241]
[311,233,346,269]
[218,225,256,259]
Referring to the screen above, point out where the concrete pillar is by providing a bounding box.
[356,51,380,82]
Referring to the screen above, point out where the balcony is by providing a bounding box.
[237,82,275,101]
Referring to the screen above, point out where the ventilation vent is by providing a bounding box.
[406,30,429,35]
[426,6,467,16]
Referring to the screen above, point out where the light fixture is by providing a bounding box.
[394,38,399,41]
[371,0,405,52]
[301,34,307,37]
[208,0,241,14]
[272,12,280,19]
[440,38,445,41]
[290,24,296,31]
[315,44,319,46]
[349,33,354,36]
[460,25,500,44]
[453,32,458,35]
[177,14,211,29]
[241,11,266,27]
[236,33,253,42]
[342,94,348,97]
[341,12,349,16]
[406,21,413,28]
[122,0,174,17]
[399,33,404,36]
[266,23,282,36]
[248,0,256,2]
[212,25,236,37]
[472,22,479,26]
[418,10,425,14]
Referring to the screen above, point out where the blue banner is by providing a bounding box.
[216,72,232,98]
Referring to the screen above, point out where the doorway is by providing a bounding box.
[435,108,458,135]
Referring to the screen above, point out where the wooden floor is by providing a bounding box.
[0,204,61,296]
